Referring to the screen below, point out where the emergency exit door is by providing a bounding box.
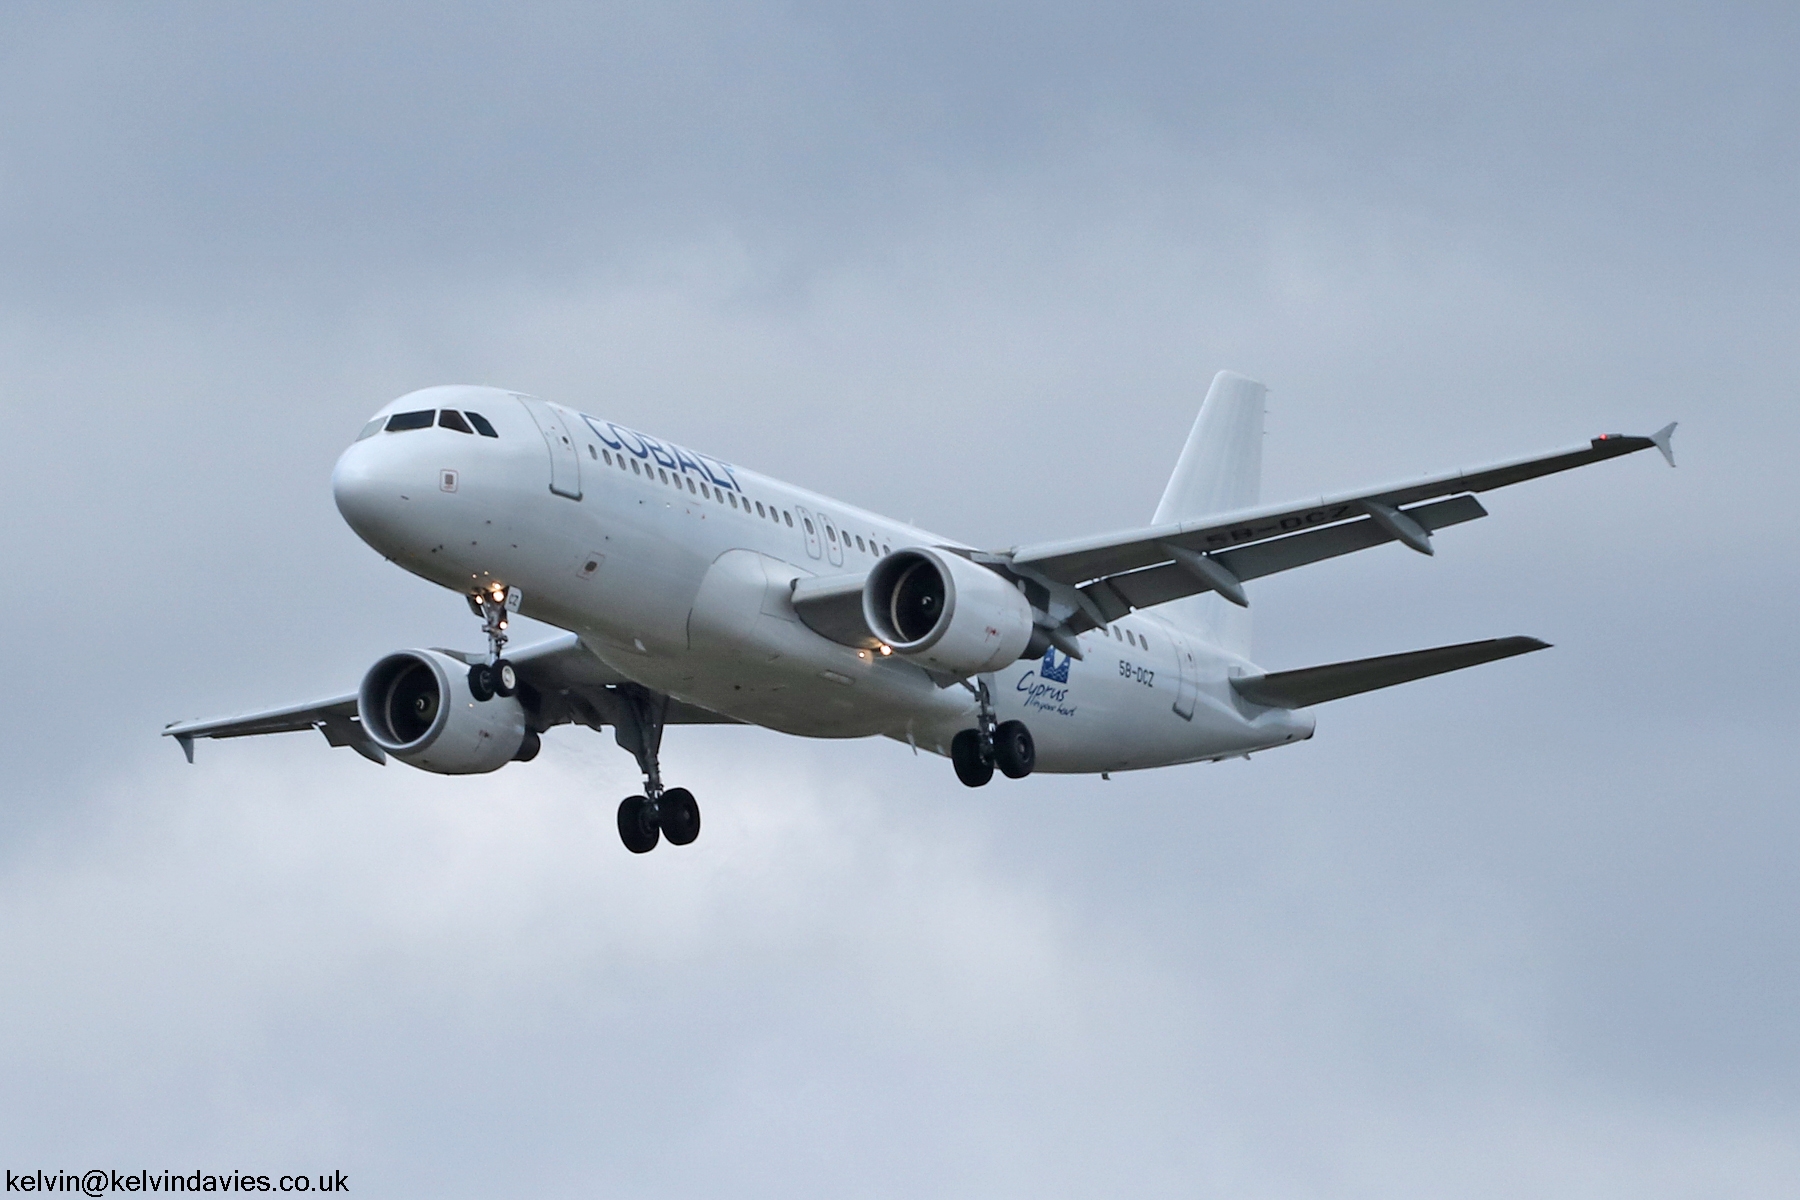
[1171,632,1199,721]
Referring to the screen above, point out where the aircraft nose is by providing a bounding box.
[332,440,407,549]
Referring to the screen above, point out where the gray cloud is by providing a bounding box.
[1,2,1796,1194]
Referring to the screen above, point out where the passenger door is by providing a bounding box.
[513,394,583,500]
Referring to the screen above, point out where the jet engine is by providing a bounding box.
[863,548,1034,676]
[358,649,526,773]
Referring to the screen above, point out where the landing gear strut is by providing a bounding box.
[611,685,701,853]
[951,678,1034,788]
[466,584,519,701]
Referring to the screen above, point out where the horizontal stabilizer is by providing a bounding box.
[1231,636,1550,709]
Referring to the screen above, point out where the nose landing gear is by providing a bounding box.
[611,685,702,854]
[466,585,520,701]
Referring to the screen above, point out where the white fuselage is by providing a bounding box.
[331,386,1314,773]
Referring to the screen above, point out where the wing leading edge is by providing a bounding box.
[1002,425,1675,632]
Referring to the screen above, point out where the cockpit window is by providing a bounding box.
[464,411,499,438]
[356,417,385,441]
[386,409,434,431]
[438,409,473,434]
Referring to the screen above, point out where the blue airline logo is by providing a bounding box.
[1016,646,1076,717]
[580,413,742,492]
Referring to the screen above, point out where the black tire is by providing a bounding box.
[468,662,495,702]
[660,787,701,846]
[617,795,660,853]
[493,658,518,698]
[951,729,994,788]
[994,720,1035,779]
[512,729,541,762]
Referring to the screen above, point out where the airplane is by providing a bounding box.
[164,372,1675,853]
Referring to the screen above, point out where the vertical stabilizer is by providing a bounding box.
[1152,371,1266,656]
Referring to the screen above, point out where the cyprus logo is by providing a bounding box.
[1040,646,1071,684]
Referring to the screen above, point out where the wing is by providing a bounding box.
[1002,426,1675,632]
[163,693,371,762]
[163,633,735,761]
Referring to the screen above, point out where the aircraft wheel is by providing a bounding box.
[493,658,518,698]
[617,795,660,854]
[468,662,496,702]
[951,729,994,788]
[994,720,1035,779]
[660,787,701,846]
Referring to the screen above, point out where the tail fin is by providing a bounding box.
[1153,371,1266,656]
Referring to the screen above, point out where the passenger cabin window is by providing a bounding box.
[357,417,384,441]
[588,444,597,459]
[438,410,474,434]
[785,512,794,527]
[603,450,613,466]
[386,409,434,431]
[803,517,814,533]
[855,535,865,552]
[631,459,641,475]
[465,411,499,438]
[755,501,765,517]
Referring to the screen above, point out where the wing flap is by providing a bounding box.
[1231,636,1550,709]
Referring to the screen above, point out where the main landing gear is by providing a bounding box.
[612,685,701,854]
[466,584,519,701]
[950,678,1035,788]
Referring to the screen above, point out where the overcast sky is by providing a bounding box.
[2,3,1796,1196]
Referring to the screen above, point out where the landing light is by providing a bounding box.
[878,644,892,656]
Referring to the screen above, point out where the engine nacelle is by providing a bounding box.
[863,548,1034,676]
[358,649,526,774]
